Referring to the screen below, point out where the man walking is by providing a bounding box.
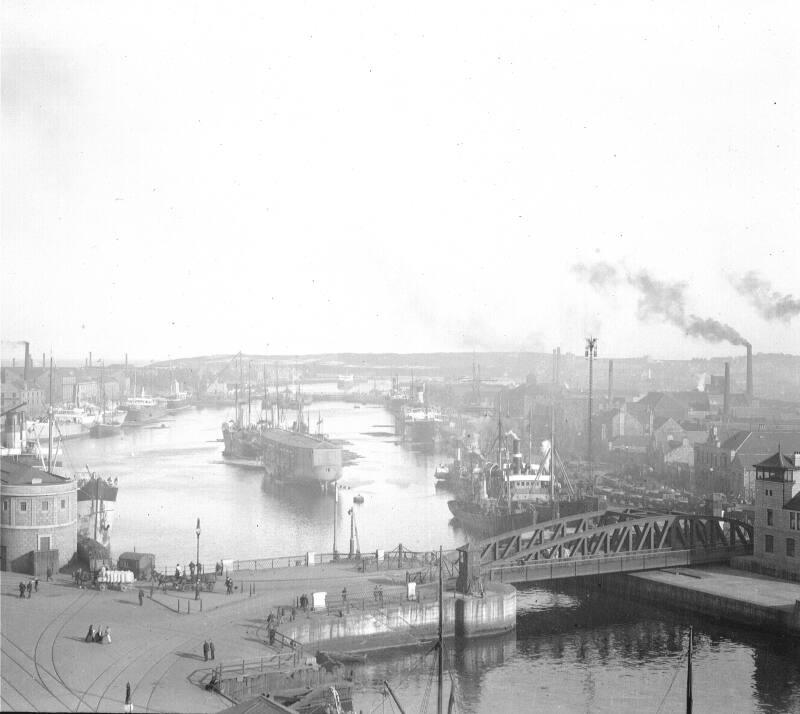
[209,640,215,660]
[124,681,133,713]
[19,581,25,598]
[203,640,209,662]
[26,581,32,598]
[34,577,39,593]
[138,588,144,606]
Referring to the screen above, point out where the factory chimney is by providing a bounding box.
[23,341,30,381]
[745,344,753,402]
[556,347,561,385]
[723,362,730,416]
[607,359,614,406]
[42,352,46,369]
[125,353,128,369]
[89,351,93,368]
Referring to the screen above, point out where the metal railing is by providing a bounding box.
[483,544,752,583]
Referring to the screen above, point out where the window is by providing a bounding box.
[767,509,773,526]
[19,501,27,512]
[60,499,66,510]
[765,534,774,553]
[41,500,49,511]
[2,499,8,511]
[787,539,795,558]
[791,513,796,530]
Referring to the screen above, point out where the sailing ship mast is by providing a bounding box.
[437,544,444,714]
[47,355,53,472]
[686,626,693,713]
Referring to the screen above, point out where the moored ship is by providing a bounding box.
[77,472,118,548]
[261,428,342,485]
[447,431,603,536]
[122,394,168,425]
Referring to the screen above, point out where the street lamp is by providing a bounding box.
[585,337,598,492]
[195,518,201,600]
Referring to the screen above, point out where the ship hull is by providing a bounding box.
[402,419,438,443]
[448,496,605,537]
[123,404,168,425]
[77,478,117,548]
[90,423,121,439]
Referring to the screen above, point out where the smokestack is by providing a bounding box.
[42,352,46,368]
[723,362,730,416]
[556,347,561,384]
[607,359,614,406]
[746,344,753,402]
[23,341,30,381]
[125,353,128,369]
[89,351,93,368]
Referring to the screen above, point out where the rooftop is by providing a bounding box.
[263,428,339,450]
[1,459,72,486]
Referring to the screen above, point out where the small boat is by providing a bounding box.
[353,494,364,504]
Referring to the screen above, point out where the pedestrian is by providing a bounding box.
[138,589,144,606]
[268,627,275,646]
[19,581,25,598]
[85,624,95,643]
[26,581,32,598]
[150,582,154,599]
[203,640,209,661]
[373,585,379,602]
[101,626,111,644]
[341,587,347,603]
[378,585,384,604]
[46,566,53,582]
[209,640,215,660]
[34,577,39,592]
[189,561,195,579]
[124,681,133,714]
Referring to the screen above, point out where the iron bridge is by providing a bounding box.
[475,508,754,584]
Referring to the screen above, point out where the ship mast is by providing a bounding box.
[437,544,444,714]
[47,355,53,472]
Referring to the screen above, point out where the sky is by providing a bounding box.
[2,1,799,363]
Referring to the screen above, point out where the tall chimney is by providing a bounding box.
[42,352,46,368]
[746,344,753,402]
[723,362,730,416]
[607,359,614,406]
[89,351,93,368]
[125,353,128,369]
[556,347,561,384]
[23,341,30,381]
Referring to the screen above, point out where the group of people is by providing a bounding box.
[18,578,38,598]
[84,624,112,644]
[202,639,216,661]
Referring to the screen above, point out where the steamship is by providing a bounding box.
[447,432,602,536]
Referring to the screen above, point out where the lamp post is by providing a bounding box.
[195,518,201,600]
[585,337,598,492]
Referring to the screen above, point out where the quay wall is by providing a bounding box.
[593,572,800,635]
[278,583,515,651]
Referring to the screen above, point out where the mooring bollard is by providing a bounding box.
[188,600,191,614]
[177,598,180,613]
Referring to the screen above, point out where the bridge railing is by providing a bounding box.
[483,544,751,583]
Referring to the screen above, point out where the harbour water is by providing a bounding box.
[55,404,800,712]
[57,401,462,563]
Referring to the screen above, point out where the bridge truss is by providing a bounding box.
[477,509,754,568]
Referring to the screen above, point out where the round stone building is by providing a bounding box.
[1,459,77,574]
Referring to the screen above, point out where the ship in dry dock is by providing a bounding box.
[222,391,342,484]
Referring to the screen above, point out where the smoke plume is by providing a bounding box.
[572,261,619,289]
[731,271,800,322]
[575,262,750,348]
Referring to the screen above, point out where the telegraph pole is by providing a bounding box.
[585,337,598,491]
